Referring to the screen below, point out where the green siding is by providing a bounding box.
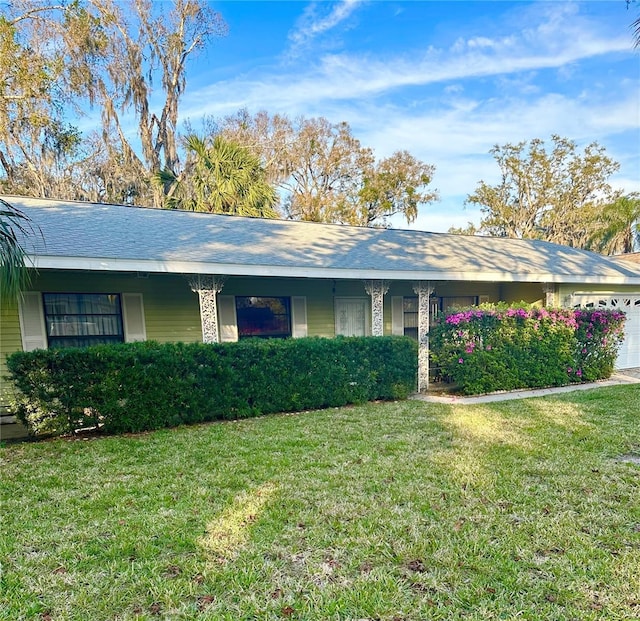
[223,276,339,337]
[498,283,545,306]
[27,270,203,344]
[1,271,204,409]
[1,296,21,407]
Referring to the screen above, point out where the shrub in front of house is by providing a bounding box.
[5,336,417,437]
[573,308,626,381]
[430,304,625,395]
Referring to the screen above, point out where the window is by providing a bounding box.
[398,296,479,339]
[439,296,479,314]
[335,298,368,336]
[43,293,125,349]
[235,296,291,339]
[402,297,440,338]
[403,297,418,339]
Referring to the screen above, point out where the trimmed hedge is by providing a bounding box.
[430,304,626,395]
[5,336,417,436]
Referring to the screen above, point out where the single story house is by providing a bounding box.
[1,195,639,407]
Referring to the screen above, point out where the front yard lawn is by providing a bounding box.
[1,385,639,620]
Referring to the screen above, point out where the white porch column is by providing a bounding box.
[188,275,226,343]
[413,281,435,392]
[364,280,390,337]
[542,283,556,307]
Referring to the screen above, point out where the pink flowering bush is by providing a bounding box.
[574,308,626,381]
[430,303,625,395]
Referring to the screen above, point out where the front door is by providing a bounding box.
[335,298,369,336]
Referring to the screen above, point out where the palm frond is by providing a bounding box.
[0,198,36,299]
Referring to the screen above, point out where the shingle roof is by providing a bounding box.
[612,253,640,264]
[6,195,640,284]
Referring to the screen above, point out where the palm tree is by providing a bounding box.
[0,198,33,299]
[631,0,640,47]
[589,193,640,255]
[156,135,279,218]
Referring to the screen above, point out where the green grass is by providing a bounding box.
[1,386,639,620]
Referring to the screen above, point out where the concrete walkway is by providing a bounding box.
[411,368,640,405]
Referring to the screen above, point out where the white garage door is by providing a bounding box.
[569,294,640,370]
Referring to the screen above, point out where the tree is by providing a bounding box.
[217,111,438,227]
[0,13,83,199]
[281,118,375,223]
[0,12,136,204]
[2,1,226,205]
[589,193,640,255]
[0,198,33,299]
[448,222,478,236]
[210,109,297,186]
[352,150,438,227]
[467,136,620,247]
[155,135,278,218]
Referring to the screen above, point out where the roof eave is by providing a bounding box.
[28,255,640,285]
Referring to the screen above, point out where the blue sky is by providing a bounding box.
[178,0,639,232]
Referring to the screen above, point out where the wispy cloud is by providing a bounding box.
[179,1,638,231]
[185,5,631,118]
[287,0,364,54]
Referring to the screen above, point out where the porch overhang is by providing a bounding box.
[26,255,640,286]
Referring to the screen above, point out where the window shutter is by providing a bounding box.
[18,292,47,351]
[291,296,308,338]
[391,296,404,336]
[217,295,238,342]
[122,293,146,342]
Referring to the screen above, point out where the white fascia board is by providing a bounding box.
[29,255,640,285]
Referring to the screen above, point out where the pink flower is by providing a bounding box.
[458,358,464,364]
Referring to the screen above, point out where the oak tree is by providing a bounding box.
[467,136,620,247]
[217,111,438,227]
[1,1,226,204]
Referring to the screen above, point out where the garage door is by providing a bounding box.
[569,294,640,370]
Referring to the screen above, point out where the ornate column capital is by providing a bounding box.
[412,280,435,297]
[363,279,390,296]
[187,274,226,294]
